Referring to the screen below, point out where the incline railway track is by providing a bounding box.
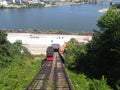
[25,52,73,90]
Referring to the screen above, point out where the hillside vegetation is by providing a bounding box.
[0,31,41,89]
[64,6,120,90]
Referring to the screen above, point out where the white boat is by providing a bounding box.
[44,4,51,7]
[98,8,108,13]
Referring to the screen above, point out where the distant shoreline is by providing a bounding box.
[0,3,44,9]
[0,1,85,9]
[1,29,93,35]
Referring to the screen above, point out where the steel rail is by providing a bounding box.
[25,52,73,90]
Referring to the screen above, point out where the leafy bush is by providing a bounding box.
[0,58,40,90]
[67,70,112,90]
[0,31,41,89]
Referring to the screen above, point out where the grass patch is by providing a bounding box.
[0,58,41,90]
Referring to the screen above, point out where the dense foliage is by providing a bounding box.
[67,70,111,90]
[87,6,120,88]
[0,30,31,68]
[64,6,120,90]
[64,40,112,90]
[0,5,5,9]
[0,30,41,89]
[0,57,40,89]
[112,3,120,9]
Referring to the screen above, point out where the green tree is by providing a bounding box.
[68,38,79,44]
[87,7,120,88]
[64,6,120,90]
[0,30,31,68]
[0,31,12,67]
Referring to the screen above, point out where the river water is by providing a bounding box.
[0,2,111,32]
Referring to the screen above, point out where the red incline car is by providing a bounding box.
[46,46,54,61]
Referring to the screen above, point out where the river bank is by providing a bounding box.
[1,29,93,35]
[0,3,44,9]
